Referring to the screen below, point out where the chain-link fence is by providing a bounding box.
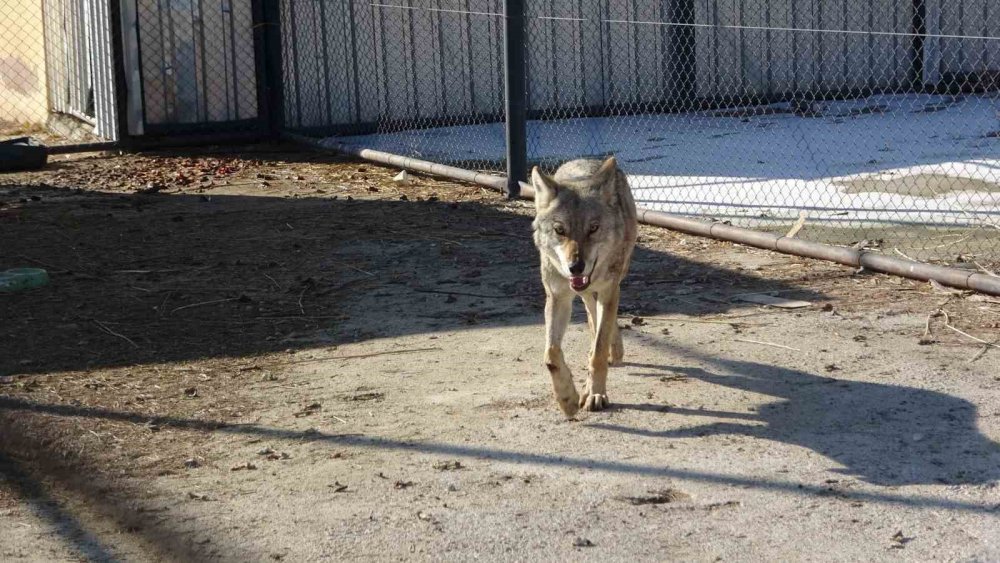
[132,0,263,136]
[2,0,998,263]
[308,0,1000,263]
[520,0,1000,262]
[0,0,265,149]
[281,0,510,174]
[0,0,120,146]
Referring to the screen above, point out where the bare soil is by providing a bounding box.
[1,145,999,562]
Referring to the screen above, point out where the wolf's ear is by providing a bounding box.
[531,167,558,210]
[596,156,620,204]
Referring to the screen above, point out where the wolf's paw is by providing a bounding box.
[579,392,610,412]
[556,391,581,417]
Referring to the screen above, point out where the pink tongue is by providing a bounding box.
[570,276,588,289]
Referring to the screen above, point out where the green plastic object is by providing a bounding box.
[0,268,50,292]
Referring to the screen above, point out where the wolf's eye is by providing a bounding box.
[553,224,566,236]
[589,223,600,234]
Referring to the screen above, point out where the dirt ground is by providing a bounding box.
[1,145,999,562]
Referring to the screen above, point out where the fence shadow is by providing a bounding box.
[1,181,823,376]
[589,346,1000,487]
[1,395,997,516]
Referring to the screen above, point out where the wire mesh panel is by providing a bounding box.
[1,0,119,145]
[284,0,509,175]
[522,0,1000,262]
[133,0,260,133]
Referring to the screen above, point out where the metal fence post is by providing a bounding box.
[504,0,527,199]
[108,0,131,148]
[257,0,284,136]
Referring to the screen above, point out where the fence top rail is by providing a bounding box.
[367,2,1000,42]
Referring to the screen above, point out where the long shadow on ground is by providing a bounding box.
[0,183,821,376]
[0,395,997,516]
[590,345,1000,487]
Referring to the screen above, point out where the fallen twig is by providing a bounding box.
[626,315,759,327]
[893,248,918,262]
[286,347,443,365]
[920,310,939,344]
[170,297,240,314]
[784,211,807,238]
[16,254,73,275]
[333,261,376,277]
[92,320,139,349]
[263,273,282,290]
[972,260,999,278]
[969,339,998,363]
[942,310,1000,352]
[413,288,535,299]
[733,338,801,352]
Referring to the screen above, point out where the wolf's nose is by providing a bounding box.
[569,259,585,275]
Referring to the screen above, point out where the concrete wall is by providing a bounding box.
[0,0,49,125]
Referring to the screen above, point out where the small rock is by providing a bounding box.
[188,492,210,501]
[393,170,411,185]
[573,537,594,548]
[294,403,322,417]
[231,462,257,471]
[183,458,201,469]
[890,530,912,548]
[433,460,463,471]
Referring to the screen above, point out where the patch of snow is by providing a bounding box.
[327,94,1000,227]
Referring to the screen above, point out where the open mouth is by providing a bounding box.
[569,275,590,291]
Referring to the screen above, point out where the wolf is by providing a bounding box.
[522,157,638,417]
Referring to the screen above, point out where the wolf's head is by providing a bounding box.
[526,157,625,292]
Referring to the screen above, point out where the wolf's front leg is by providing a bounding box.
[544,290,580,417]
[609,285,625,365]
[582,289,620,411]
[584,290,624,365]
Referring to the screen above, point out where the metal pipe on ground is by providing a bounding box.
[286,134,1000,297]
[283,133,507,191]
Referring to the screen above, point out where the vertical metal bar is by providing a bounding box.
[260,0,283,134]
[813,0,820,92]
[911,0,926,89]
[765,0,772,95]
[504,0,527,199]
[347,0,362,124]
[226,1,240,119]
[406,0,419,118]
[550,0,560,108]
[318,0,333,125]
[463,0,476,116]
[670,0,696,109]
[164,0,180,121]
[435,0,448,116]
[841,0,848,90]
[196,0,208,121]
[866,0,874,92]
[288,0,302,127]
